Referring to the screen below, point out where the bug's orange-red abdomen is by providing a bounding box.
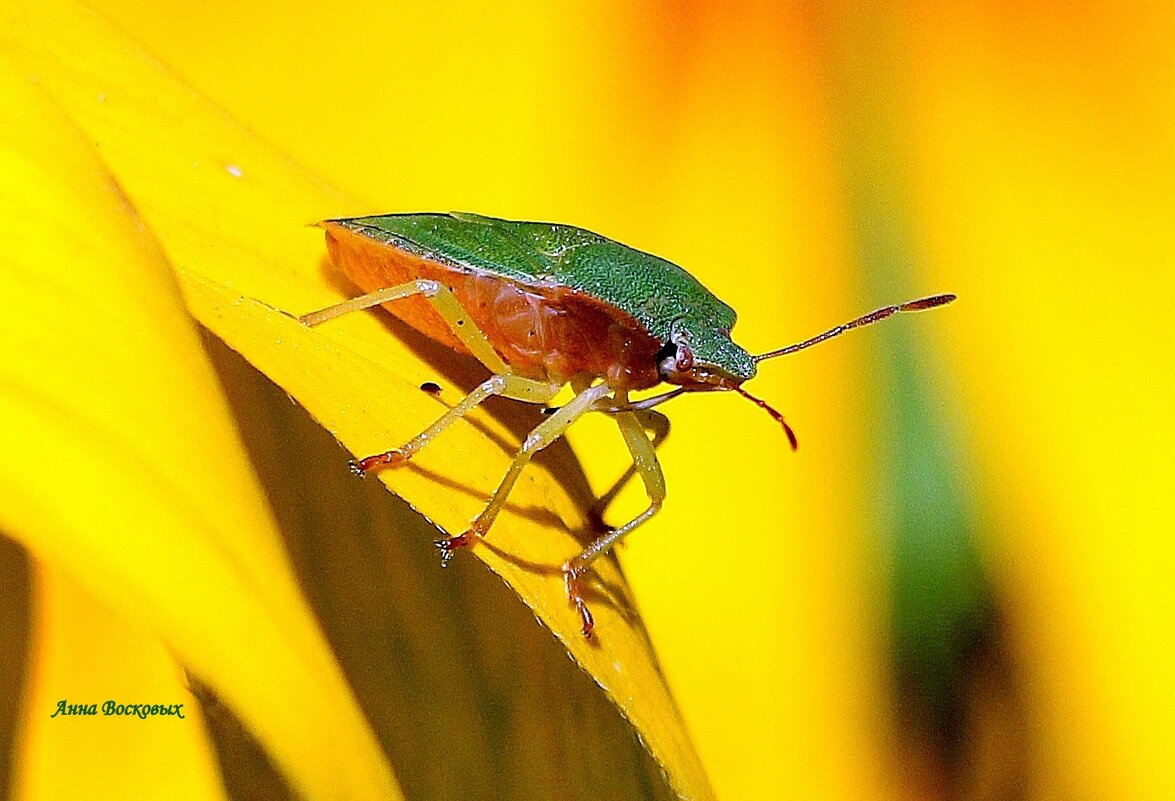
[324,223,664,389]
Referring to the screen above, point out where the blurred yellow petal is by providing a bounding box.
[905,3,1175,799]
[16,566,223,800]
[0,1,714,797]
[0,50,397,801]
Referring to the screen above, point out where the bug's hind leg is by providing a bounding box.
[564,407,666,637]
[436,382,615,564]
[300,278,512,376]
[301,279,560,467]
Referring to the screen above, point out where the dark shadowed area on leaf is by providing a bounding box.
[0,538,31,795]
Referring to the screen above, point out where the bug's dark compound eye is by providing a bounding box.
[655,342,679,378]
[656,340,694,380]
[657,325,695,379]
[420,381,442,396]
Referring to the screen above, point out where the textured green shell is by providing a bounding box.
[329,212,757,381]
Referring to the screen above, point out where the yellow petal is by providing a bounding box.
[0,51,398,801]
[0,1,713,797]
[15,566,224,800]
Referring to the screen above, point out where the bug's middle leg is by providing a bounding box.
[436,382,614,559]
[352,373,562,472]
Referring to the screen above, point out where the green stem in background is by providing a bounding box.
[819,0,997,783]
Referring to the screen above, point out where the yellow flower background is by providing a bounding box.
[1,1,1172,800]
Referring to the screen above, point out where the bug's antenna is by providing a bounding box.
[754,294,956,364]
[734,385,798,450]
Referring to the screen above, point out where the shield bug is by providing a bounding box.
[300,212,955,637]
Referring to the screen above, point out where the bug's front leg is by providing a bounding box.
[564,408,666,638]
[586,408,669,530]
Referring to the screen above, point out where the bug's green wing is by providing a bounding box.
[330,212,557,284]
[332,213,756,380]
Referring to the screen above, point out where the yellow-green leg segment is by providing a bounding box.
[350,373,560,472]
[300,278,511,375]
[587,408,669,528]
[564,403,667,637]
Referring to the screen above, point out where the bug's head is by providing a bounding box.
[650,324,801,448]
[656,318,756,392]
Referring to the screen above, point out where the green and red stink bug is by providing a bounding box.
[300,212,954,637]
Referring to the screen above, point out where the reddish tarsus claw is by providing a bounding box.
[563,565,595,639]
[578,603,595,639]
[434,530,477,568]
[351,450,409,475]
